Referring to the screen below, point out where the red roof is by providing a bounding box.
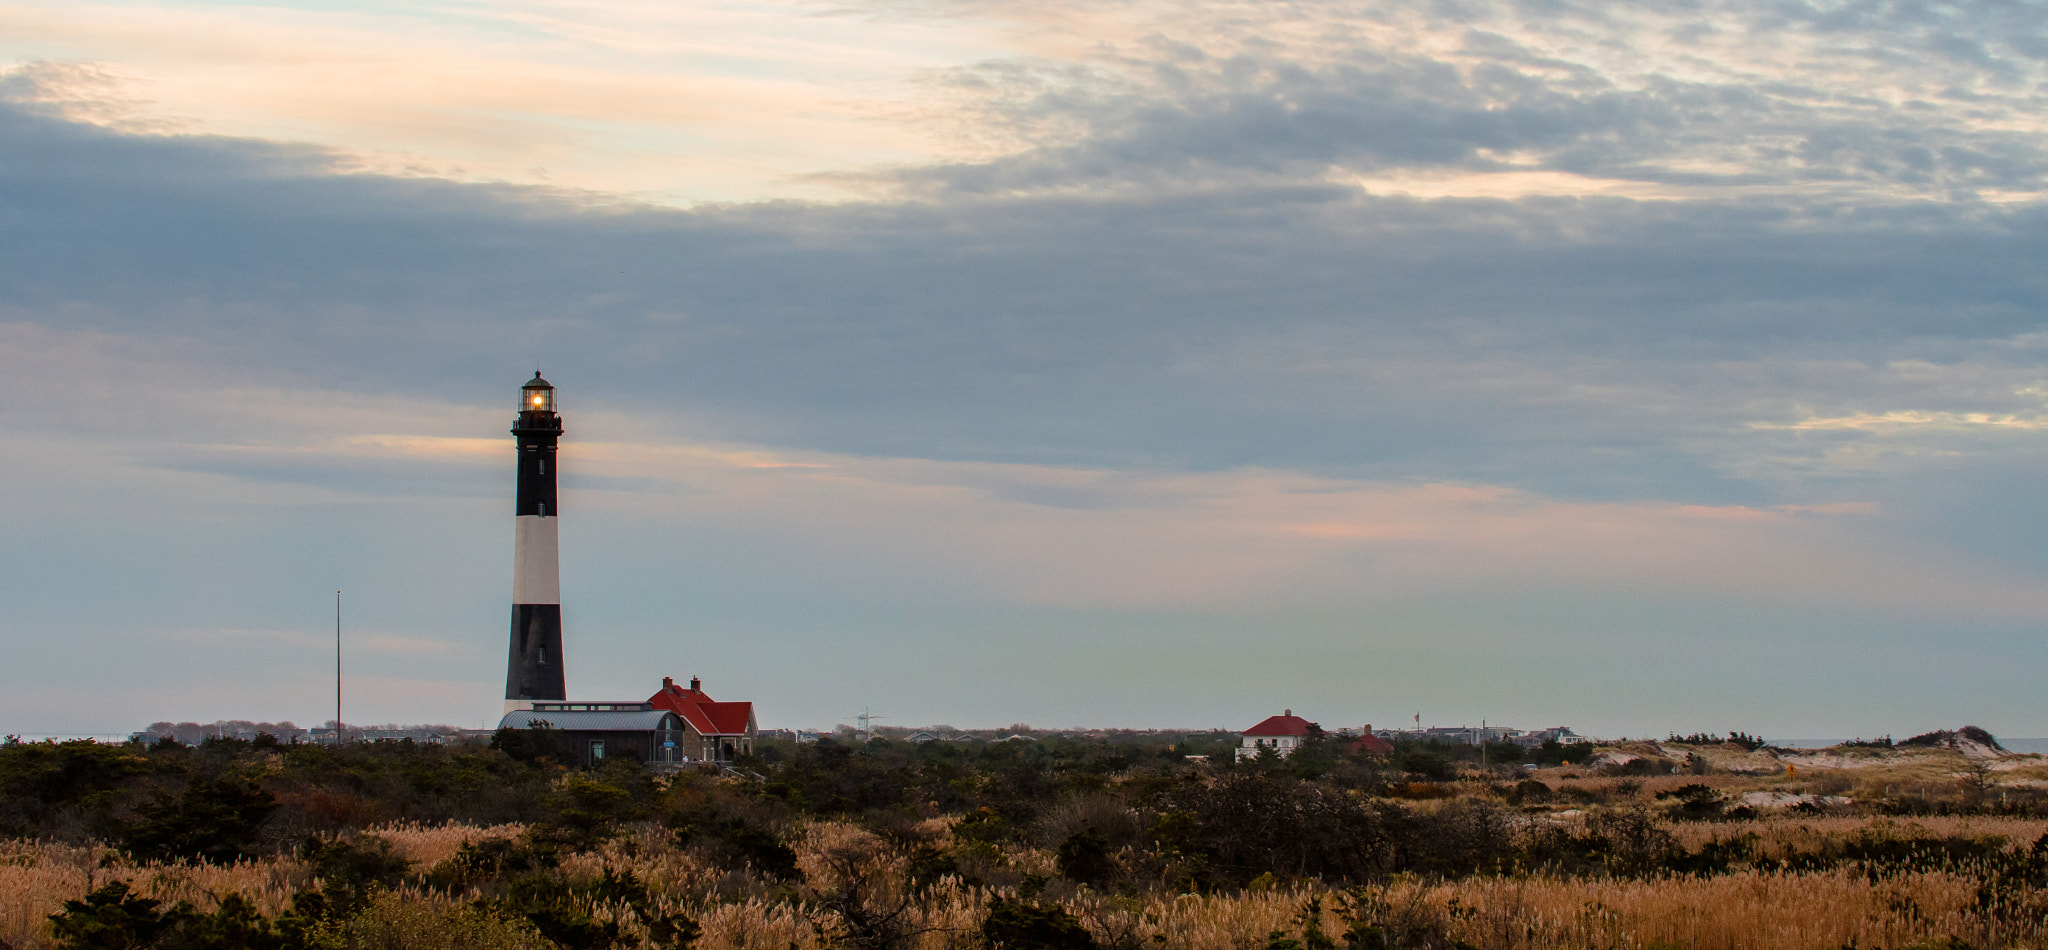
[1243,713,1314,737]
[648,677,755,736]
[1349,733,1394,755]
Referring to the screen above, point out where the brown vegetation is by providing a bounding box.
[7,730,2048,949]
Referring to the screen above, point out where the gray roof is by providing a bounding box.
[498,709,680,732]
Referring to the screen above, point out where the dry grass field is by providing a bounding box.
[6,806,2048,949]
[7,733,2048,950]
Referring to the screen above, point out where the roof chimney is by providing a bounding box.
[663,676,674,690]
[691,676,702,692]
[1284,709,1292,717]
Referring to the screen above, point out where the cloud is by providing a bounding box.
[14,0,2048,203]
[3,0,2048,734]
[0,0,1004,201]
[876,0,2048,200]
[4,90,2047,505]
[1756,411,2048,433]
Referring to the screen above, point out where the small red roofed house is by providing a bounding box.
[1349,724,1394,756]
[649,676,758,764]
[1236,709,1315,762]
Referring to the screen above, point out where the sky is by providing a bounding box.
[5,0,2048,740]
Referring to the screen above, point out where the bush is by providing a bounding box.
[48,881,301,950]
[525,773,646,854]
[1667,733,1764,752]
[297,834,413,918]
[491,724,574,767]
[1526,740,1573,767]
[1655,784,1728,821]
[1054,828,1117,887]
[1901,727,2004,752]
[119,777,279,863]
[1394,750,1456,782]
[1395,799,1515,876]
[1187,773,1393,884]
[1598,757,1676,777]
[0,739,157,839]
[981,898,1097,950]
[1505,779,1551,806]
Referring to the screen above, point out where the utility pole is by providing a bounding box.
[854,708,887,742]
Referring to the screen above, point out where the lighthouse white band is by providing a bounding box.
[512,515,560,604]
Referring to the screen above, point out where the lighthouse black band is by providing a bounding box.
[513,415,561,518]
[506,603,566,702]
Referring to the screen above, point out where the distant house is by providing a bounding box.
[1349,724,1395,756]
[1237,709,1315,761]
[1511,727,1588,748]
[648,676,757,763]
[1375,724,1525,746]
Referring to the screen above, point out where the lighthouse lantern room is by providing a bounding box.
[522,374,554,412]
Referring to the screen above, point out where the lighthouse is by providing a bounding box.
[505,372,565,713]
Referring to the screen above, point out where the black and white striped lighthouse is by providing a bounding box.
[504,372,565,713]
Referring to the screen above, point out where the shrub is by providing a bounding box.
[297,834,413,918]
[525,773,644,854]
[1504,779,1551,806]
[48,882,298,950]
[0,739,157,839]
[424,836,555,890]
[981,898,1096,950]
[118,777,278,863]
[1599,757,1676,777]
[1054,828,1117,887]
[491,724,574,767]
[1667,733,1764,752]
[1190,773,1393,884]
[1655,784,1728,821]
[486,869,698,950]
[1900,727,2005,752]
[1394,799,1515,877]
[1394,750,1455,782]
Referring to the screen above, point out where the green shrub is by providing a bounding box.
[981,897,1096,950]
[1054,828,1117,887]
[49,882,299,950]
[118,777,278,863]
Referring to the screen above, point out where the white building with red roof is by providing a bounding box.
[1236,709,1315,761]
[649,675,757,763]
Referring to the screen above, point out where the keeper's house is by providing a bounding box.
[499,703,686,768]
[648,676,756,762]
[494,675,757,768]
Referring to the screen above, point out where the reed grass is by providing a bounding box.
[6,811,2048,950]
